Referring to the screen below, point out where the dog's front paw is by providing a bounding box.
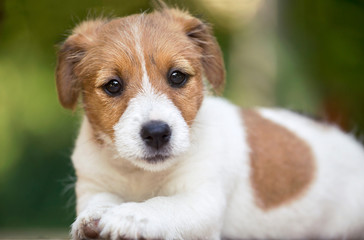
[71,206,109,240]
[99,203,172,240]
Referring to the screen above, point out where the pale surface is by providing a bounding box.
[0,229,69,239]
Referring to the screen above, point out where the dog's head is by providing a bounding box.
[56,7,225,171]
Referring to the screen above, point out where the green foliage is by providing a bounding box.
[278,0,364,130]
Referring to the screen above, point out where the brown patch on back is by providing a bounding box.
[242,109,315,210]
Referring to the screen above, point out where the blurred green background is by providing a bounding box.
[0,0,363,236]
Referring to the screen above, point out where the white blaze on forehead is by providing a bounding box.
[131,18,173,120]
[131,18,154,96]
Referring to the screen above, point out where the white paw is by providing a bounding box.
[98,203,175,240]
[71,206,109,240]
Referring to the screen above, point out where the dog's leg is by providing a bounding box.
[98,186,226,240]
[71,192,123,240]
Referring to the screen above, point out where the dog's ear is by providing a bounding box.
[56,19,106,110]
[163,9,225,94]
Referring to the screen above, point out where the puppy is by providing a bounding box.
[56,6,364,240]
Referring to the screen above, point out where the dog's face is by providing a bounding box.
[56,8,224,171]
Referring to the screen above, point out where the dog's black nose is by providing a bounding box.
[140,121,171,150]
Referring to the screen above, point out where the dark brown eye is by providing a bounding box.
[103,78,123,96]
[168,70,189,88]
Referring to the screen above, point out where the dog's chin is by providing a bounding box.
[131,154,177,172]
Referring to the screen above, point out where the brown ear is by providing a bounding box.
[56,19,106,109]
[163,9,225,94]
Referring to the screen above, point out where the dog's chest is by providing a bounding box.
[113,167,170,202]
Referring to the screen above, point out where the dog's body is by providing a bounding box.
[56,6,364,240]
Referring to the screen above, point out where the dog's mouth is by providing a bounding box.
[142,153,171,163]
[141,142,174,163]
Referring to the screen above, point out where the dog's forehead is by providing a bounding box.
[97,13,195,59]
[84,13,199,88]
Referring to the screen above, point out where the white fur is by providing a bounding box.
[71,95,364,239]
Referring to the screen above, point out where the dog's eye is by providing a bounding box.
[168,70,189,88]
[103,78,123,96]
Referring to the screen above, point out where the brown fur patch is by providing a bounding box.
[242,109,315,210]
